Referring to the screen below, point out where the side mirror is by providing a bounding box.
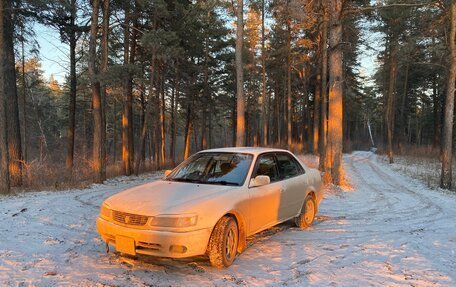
[164,170,172,177]
[249,175,270,188]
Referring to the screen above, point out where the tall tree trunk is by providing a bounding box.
[0,0,11,194]
[324,0,343,185]
[66,0,77,173]
[99,0,109,180]
[20,25,27,163]
[319,0,328,171]
[313,4,323,155]
[128,1,139,170]
[441,1,456,189]
[261,0,267,146]
[386,32,398,164]
[235,0,245,147]
[160,70,166,166]
[313,71,321,154]
[432,74,440,148]
[286,14,292,149]
[113,100,117,162]
[122,1,131,175]
[184,103,193,160]
[170,64,178,166]
[398,62,409,150]
[3,0,22,186]
[89,0,103,183]
[276,86,281,145]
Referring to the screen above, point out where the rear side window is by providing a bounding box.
[252,154,279,182]
[276,153,304,179]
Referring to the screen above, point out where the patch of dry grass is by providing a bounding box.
[14,158,169,193]
[377,145,456,190]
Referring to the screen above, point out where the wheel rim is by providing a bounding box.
[225,227,237,261]
[304,199,315,225]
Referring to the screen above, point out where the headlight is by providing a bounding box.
[150,214,198,228]
[100,204,111,220]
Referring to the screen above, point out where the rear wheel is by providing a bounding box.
[294,195,316,228]
[207,216,239,268]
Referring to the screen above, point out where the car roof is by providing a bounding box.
[197,147,292,156]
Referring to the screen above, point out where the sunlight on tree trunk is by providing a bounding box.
[89,0,103,183]
[319,0,329,171]
[3,0,22,186]
[99,0,109,181]
[325,0,343,185]
[0,0,11,194]
[441,1,456,189]
[122,2,132,176]
[286,12,292,149]
[236,0,245,147]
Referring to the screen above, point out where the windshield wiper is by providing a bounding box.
[205,181,239,186]
[170,178,205,184]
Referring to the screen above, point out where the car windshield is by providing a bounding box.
[166,152,253,186]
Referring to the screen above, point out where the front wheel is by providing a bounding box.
[294,195,316,228]
[207,216,239,268]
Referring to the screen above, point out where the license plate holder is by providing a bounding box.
[116,235,136,255]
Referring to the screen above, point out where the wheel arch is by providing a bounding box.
[225,211,247,253]
[304,188,318,213]
[208,211,247,254]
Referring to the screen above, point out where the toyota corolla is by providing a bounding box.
[96,147,323,268]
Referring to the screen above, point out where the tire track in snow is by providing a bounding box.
[346,152,443,232]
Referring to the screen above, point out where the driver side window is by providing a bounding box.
[252,154,279,182]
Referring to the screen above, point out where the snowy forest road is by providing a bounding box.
[0,151,455,286]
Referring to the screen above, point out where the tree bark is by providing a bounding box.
[20,25,27,163]
[0,0,11,194]
[3,0,22,186]
[89,0,103,183]
[170,64,178,166]
[99,0,109,180]
[386,32,398,164]
[432,74,440,148]
[235,0,245,147]
[319,0,328,171]
[201,36,209,150]
[398,62,409,150]
[66,0,77,174]
[261,0,268,146]
[128,1,139,170]
[441,1,456,189]
[160,70,166,166]
[325,0,343,185]
[313,72,321,154]
[122,1,131,175]
[184,103,193,160]
[286,14,292,149]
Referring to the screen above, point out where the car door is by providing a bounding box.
[275,152,306,218]
[247,153,285,235]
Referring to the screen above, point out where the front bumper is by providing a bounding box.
[96,217,212,258]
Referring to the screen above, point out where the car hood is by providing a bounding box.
[104,180,235,215]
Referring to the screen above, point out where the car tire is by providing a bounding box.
[207,216,239,268]
[294,194,316,229]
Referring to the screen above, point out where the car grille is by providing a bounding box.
[112,210,149,226]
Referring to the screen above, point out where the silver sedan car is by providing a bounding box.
[97,147,323,268]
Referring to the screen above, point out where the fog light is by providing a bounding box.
[169,245,187,254]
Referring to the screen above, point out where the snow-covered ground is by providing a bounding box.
[1,151,455,286]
